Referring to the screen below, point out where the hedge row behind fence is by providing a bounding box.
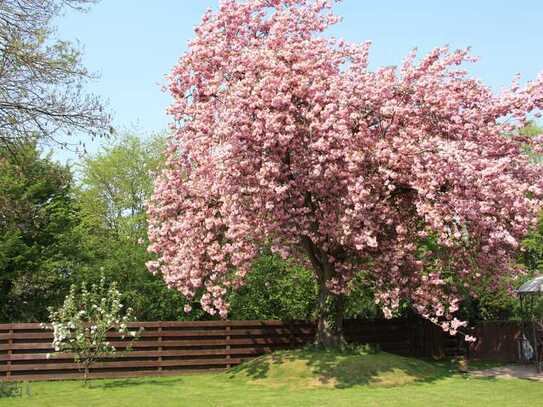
[0,318,517,381]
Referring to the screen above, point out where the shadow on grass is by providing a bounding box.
[89,377,184,390]
[227,349,462,389]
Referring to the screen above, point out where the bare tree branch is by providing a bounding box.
[0,0,111,151]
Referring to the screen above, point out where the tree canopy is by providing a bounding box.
[147,0,543,346]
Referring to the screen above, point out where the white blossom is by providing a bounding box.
[46,277,140,382]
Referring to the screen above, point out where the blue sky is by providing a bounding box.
[53,0,543,163]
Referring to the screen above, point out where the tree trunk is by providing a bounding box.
[335,294,345,342]
[301,235,346,348]
[83,364,89,385]
[314,278,346,348]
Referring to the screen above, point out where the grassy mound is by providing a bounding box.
[228,348,444,389]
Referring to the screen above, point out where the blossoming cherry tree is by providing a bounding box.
[147,0,543,346]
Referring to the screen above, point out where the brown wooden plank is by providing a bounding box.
[0,346,279,362]
[0,323,12,331]
[1,357,245,372]
[4,368,226,382]
[0,335,308,351]
[0,343,55,351]
[0,332,51,340]
[0,323,49,330]
[128,320,309,328]
[156,328,314,337]
[0,327,314,341]
[0,320,312,331]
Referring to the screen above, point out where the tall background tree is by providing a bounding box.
[0,141,82,321]
[0,0,110,149]
[77,132,165,246]
[147,0,543,346]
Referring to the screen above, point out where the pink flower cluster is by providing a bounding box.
[147,0,543,337]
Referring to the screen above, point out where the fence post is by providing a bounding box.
[158,324,163,373]
[225,322,231,369]
[6,325,13,380]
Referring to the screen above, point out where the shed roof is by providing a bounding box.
[517,276,543,295]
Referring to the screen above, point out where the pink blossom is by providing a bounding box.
[147,0,543,327]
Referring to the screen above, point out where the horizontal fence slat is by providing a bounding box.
[0,337,310,351]
[4,368,226,382]
[1,358,247,372]
[0,347,277,362]
[0,320,312,331]
[0,327,314,341]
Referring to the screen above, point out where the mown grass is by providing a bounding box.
[1,350,542,407]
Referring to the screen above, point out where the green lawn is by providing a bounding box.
[1,351,542,406]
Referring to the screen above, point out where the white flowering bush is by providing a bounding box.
[46,276,141,383]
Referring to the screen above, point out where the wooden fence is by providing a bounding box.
[0,319,419,381]
[1,318,517,382]
[468,321,522,362]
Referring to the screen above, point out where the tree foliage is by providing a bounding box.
[0,141,82,321]
[229,252,317,320]
[148,0,543,346]
[0,0,110,149]
[522,211,543,275]
[77,133,165,243]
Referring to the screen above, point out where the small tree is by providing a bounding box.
[46,276,140,383]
